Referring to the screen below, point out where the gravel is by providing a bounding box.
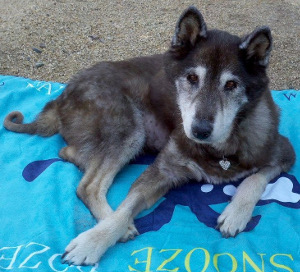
[0,0,299,90]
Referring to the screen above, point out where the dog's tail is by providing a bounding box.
[4,101,59,137]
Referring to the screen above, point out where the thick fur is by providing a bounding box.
[4,7,295,266]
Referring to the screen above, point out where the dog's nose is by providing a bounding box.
[191,120,213,140]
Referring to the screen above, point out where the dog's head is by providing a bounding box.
[165,7,272,148]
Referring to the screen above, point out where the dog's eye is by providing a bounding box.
[224,80,238,91]
[187,74,199,84]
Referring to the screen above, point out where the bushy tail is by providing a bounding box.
[4,101,59,137]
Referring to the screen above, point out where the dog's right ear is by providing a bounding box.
[170,6,207,58]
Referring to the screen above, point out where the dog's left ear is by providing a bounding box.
[239,26,272,67]
[170,6,207,58]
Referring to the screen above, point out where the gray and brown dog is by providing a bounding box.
[4,7,295,266]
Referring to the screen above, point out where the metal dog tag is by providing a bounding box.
[219,158,231,170]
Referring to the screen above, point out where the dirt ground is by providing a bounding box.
[0,0,299,90]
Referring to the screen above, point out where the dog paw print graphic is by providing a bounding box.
[22,159,300,234]
[135,172,300,234]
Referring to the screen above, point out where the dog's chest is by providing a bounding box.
[190,155,258,184]
[143,112,170,151]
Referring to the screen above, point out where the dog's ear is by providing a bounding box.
[170,6,207,58]
[239,26,272,67]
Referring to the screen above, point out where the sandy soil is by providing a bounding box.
[0,0,299,90]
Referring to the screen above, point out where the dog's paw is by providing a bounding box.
[119,223,139,242]
[217,202,252,238]
[62,213,131,266]
[62,228,107,266]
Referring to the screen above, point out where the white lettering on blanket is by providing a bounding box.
[26,81,65,95]
[128,247,294,272]
[0,242,97,271]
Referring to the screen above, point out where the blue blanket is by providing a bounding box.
[0,75,299,272]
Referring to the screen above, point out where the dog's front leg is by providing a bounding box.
[62,140,190,266]
[217,166,282,237]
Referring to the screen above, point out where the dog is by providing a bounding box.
[4,6,295,266]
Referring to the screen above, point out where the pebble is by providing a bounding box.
[39,43,46,48]
[88,35,104,42]
[32,47,42,54]
[35,62,44,68]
